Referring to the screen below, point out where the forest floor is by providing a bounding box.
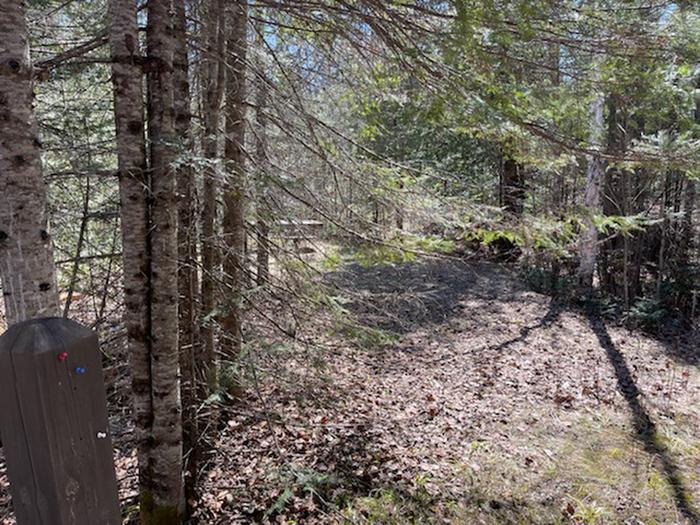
[1,258,699,524]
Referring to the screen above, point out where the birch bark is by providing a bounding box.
[146,0,184,519]
[0,0,59,325]
[578,71,606,293]
[108,0,154,504]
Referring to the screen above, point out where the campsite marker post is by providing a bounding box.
[0,317,121,525]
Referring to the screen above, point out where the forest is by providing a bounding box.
[0,0,699,524]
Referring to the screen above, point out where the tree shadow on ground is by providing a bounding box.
[327,258,699,522]
[588,313,700,525]
[328,259,510,334]
[484,299,563,354]
[466,298,564,395]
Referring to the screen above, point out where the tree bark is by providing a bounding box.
[173,0,200,505]
[146,0,184,520]
[254,19,270,286]
[0,0,59,325]
[108,0,155,511]
[200,0,226,391]
[679,74,699,274]
[63,177,91,317]
[657,173,670,300]
[501,154,525,215]
[680,176,696,269]
[600,93,632,302]
[577,81,606,293]
[221,0,248,360]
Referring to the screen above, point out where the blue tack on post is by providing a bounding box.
[75,367,86,375]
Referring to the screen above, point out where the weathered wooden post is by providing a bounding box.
[0,317,121,524]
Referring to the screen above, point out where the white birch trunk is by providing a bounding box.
[0,0,59,325]
[107,0,155,507]
[578,75,606,293]
[146,0,184,519]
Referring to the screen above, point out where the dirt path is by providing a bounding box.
[342,261,700,524]
[1,260,699,524]
[198,260,700,524]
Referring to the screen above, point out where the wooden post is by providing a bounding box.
[0,317,121,524]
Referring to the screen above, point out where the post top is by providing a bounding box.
[0,317,95,355]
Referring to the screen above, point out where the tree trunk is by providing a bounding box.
[200,0,226,391]
[679,72,699,275]
[657,173,671,300]
[501,154,525,215]
[173,0,199,507]
[146,0,184,520]
[221,0,248,360]
[0,0,59,325]
[254,19,270,286]
[108,0,155,512]
[395,180,404,231]
[63,178,91,317]
[256,214,271,285]
[601,94,629,301]
[680,176,696,269]
[395,207,404,231]
[577,84,606,293]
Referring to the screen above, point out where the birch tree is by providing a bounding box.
[108,0,153,511]
[578,66,606,293]
[0,0,59,325]
[145,0,184,519]
[110,0,184,520]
